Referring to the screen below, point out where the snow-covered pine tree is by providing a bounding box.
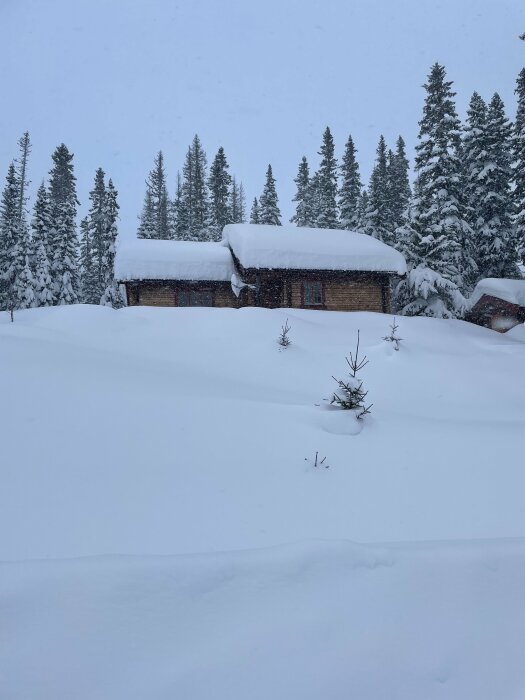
[290,156,313,227]
[315,127,338,228]
[231,177,246,224]
[85,168,108,302]
[395,64,468,318]
[357,189,369,231]
[12,132,36,310]
[208,147,232,240]
[250,197,260,224]
[475,93,519,279]
[259,165,281,225]
[48,143,79,305]
[462,92,489,290]
[101,179,125,308]
[387,136,411,232]
[338,135,362,231]
[172,171,189,240]
[31,183,54,306]
[137,152,170,239]
[230,176,242,224]
[512,68,525,264]
[181,135,210,241]
[79,216,95,303]
[0,163,35,317]
[191,135,210,239]
[308,171,322,227]
[237,182,246,223]
[15,133,31,223]
[362,135,392,243]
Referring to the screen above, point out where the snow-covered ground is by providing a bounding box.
[1,305,524,699]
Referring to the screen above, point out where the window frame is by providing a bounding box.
[301,279,325,308]
[175,287,214,307]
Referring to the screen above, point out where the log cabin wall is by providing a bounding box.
[124,272,393,313]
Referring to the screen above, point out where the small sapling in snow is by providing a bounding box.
[277,318,292,349]
[330,330,372,419]
[305,451,330,469]
[383,317,402,350]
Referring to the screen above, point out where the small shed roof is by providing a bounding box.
[115,239,235,282]
[470,278,525,309]
[223,223,407,274]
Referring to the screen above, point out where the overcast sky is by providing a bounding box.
[1,0,524,237]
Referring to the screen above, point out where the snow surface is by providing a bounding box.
[470,277,525,308]
[115,239,235,281]
[1,305,525,699]
[224,223,407,273]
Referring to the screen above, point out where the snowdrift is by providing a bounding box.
[1,305,524,699]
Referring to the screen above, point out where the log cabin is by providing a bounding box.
[115,224,407,313]
[465,278,525,332]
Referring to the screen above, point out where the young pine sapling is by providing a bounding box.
[383,317,402,351]
[277,318,292,349]
[330,330,372,419]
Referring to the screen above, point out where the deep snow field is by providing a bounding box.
[1,305,525,699]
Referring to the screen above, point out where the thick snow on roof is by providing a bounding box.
[223,223,407,274]
[470,278,525,308]
[115,239,235,282]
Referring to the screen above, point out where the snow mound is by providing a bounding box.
[469,277,525,308]
[115,239,235,281]
[223,223,407,273]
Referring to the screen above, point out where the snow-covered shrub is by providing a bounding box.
[330,330,372,419]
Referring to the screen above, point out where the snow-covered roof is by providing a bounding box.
[470,278,525,308]
[115,239,235,282]
[223,224,407,274]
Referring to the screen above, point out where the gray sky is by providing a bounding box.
[1,0,524,238]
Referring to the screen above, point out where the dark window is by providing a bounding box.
[303,281,324,306]
[177,290,190,306]
[191,290,213,306]
[176,289,213,306]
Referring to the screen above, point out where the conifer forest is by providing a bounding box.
[2,63,524,318]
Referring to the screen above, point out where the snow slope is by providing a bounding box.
[3,539,525,700]
[1,305,524,698]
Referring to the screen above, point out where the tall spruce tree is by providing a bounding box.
[290,156,313,227]
[101,179,124,308]
[79,216,95,303]
[137,151,170,239]
[86,168,107,301]
[338,136,362,231]
[231,177,246,224]
[512,68,525,264]
[48,144,79,305]
[259,165,281,225]
[0,163,35,316]
[171,171,188,240]
[461,92,487,290]
[387,136,411,231]
[13,132,35,309]
[31,183,53,306]
[395,64,468,317]
[475,93,518,278]
[315,127,338,228]
[181,135,210,241]
[250,197,260,224]
[15,133,31,223]
[362,135,392,243]
[208,147,232,240]
[237,182,246,223]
